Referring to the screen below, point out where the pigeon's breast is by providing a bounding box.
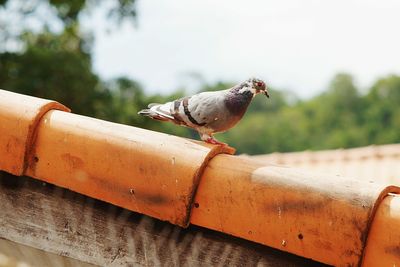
[224,91,253,117]
[204,91,253,133]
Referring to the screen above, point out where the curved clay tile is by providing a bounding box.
[0,89,70,175]
[0,90,399,266]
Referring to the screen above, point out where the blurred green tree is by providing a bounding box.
[363,75,400,144]
[0,27,103,116]
[300,73,365,149]
[0,0,137,117]
[0,0,193,140]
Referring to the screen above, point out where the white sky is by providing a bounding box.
[88,0,400,98]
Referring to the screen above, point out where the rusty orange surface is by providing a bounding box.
[0,90,399,266]
[191,155,400,266]
[251,144,400,186]
[0,89,69,175]
[25,110,234,227]
[362,194,400,266]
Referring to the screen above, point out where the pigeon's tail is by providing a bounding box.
[138,103,174,122]
[137,109,153,116]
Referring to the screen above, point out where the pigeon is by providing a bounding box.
[138,78,269,145]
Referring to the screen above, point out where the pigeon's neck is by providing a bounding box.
[224,85,254,116]
[229,82,256,97]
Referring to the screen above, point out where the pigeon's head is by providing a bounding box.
[250,78,269,98]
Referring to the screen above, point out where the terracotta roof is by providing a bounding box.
[251,144,400,185]
[0,89,400,266]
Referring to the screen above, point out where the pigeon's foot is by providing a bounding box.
[199,133,227,146]
[205,137,227,146]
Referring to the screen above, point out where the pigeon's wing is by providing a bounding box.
[178,91,226,127]
[184,89,251,133]
[138,91,227,128]
[137,94,209,126]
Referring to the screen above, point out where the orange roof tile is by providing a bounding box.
[0,89,399,266]
[0,89,69,175]
[251,144,400,185]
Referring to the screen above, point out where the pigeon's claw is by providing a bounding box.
[200,133,227,146]
[205,137,227,146]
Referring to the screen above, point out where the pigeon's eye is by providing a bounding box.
[256,82,263,87]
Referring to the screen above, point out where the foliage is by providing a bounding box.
[0,0,399,155]
[0,27,102,116]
